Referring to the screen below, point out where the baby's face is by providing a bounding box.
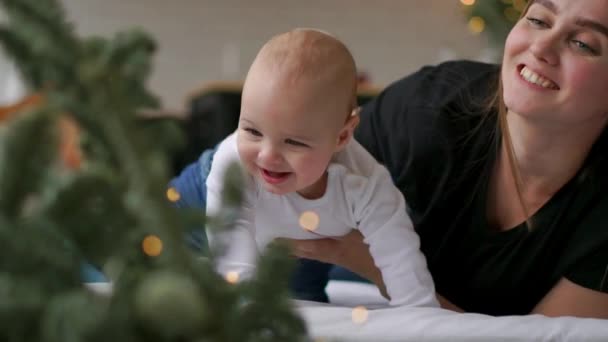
[237,73,348,198]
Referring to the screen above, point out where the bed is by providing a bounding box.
[86,281,608,341]
[296,280,608,341]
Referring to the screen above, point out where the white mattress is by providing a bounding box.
[86,281,608,341]
[299,280,608,341]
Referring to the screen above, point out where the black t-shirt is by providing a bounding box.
[355,60,608,315]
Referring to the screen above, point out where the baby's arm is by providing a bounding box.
[205,133,258,280]
[354,165,439,307]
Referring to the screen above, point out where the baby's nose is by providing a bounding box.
[258,144,284,166]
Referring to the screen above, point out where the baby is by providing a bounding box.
[206,28,438,307]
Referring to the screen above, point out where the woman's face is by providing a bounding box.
[502,0,608,128]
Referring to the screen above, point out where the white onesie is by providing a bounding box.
[206,132,438,307]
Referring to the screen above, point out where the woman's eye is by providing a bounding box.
[244,128,262,137]
[526,17,548,28]
[285,139,308,148]
[571,40,598,55]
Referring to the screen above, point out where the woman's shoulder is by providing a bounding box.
[384,60,500,109]
[405,59,499,85]
[360,60,500,154]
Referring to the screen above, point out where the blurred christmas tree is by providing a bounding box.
[0,0,306,341]
[461,0,528,49]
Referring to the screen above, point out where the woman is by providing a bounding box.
[172,0,608,318]
[288,0,608,318]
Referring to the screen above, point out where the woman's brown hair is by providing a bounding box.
[486,0,535,226]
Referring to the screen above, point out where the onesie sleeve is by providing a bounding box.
[351,163,439,307]
[205,132,258,280]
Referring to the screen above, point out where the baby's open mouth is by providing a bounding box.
[261,168,291,184]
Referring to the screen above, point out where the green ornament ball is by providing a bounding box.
[41,290,106,342]
[133,270,206,337]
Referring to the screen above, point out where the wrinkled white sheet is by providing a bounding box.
[298,281,608,342]
[86,281,608,341]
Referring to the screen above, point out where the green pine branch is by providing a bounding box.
[0,107,58,218]
[0,0,308,340]
[463,0,526,48]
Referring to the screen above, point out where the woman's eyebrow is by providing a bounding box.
[535,0,608,39]
[575,18,608,39]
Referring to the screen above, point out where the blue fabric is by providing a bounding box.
[169,148,217,252]
[81,262,106,282]
[290,258,332,302]
[169,149,214,210]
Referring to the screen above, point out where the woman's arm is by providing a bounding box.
[437,294,464,313]
[532,277,608,319]
[288,231,608,318]
[285,230,463,311]
[285,230,389,298]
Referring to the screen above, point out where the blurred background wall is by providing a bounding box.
[1,0,496,112]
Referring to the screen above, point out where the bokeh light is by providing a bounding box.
[299,211,320,232]
[225,270,240,284]
[467,16,485,34]
[166,187,181,202]
[460,0,475,6]
[513,0,527,11]
[351,305,369,324]
[142,235,163,257]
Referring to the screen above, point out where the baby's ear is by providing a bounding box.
[336,107,361,151]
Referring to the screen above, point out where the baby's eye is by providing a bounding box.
[244,128,262,137]
[285,139,309,148]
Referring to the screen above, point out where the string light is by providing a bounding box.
[351,306,369,324]
[166,187,181,202]
[467,16,486,34]
[299,211,320,232]
[225,271,240,284]
[142,235,163,257]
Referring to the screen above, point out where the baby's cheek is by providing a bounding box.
[236,147,255,172]
[237,142,254,161]
[298,155,330,179]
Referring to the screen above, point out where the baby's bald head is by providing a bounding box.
[238,29,361,182]
[244,29,358,122]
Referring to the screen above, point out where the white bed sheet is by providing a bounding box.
[300,280,608,341]
[86,281,608,341]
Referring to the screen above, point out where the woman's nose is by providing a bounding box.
[530,34,559,66]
